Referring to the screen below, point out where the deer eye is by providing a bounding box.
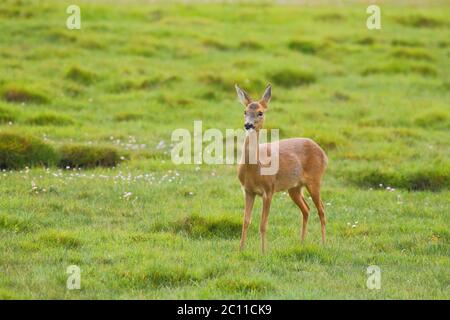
[244,111,247,115]
[258,112,263,117]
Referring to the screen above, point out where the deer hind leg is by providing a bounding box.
[302,194,310,211]
[260,192,273,253]
[306,182,327,245]
[288,187,310,242]
[240,191,255,251]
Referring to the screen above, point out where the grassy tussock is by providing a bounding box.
[114,112,144,122]
[268,69,316,88]
[198,73,232,91]
[1,85,49,104]
[202,38,230,51]
[119,264,198,288]
[59,144,122,168]
[0,105,15,123]
[437,40,449,48]
[123,43,156,57]
[149,9,164,22]
[140,75,180,89]
[63,83,84,97]
[362,61,437,77]
[47,30,77,43]
[145,267,197,287]
[26,112,74,126]
[432,226,450,243]
[38,230,82,248]
[278,246,336,264]
[0,132,59,169]
[238,40,264,50]
[0,289,24,300]
[391,48,434,61]
[199,90,219,101]
[199,73,263,93]
[288,39,321,55]
[349,166,450,191]
[112,74,179,93]
[0,4,34,19]
[162,214,242,239]
[391,39,423,47]
[338,224,371,238]
[157,94,193,107]
[333,91,351,101]
[414,110,449,129]
[354,36,376,46]
[396,15,445,28]
[0,214,32,233]
[214,277,274,294]
[0,133,125,169]
[315,13,345,22]
[66,66,98,85]
[303,131,345,150]
[79,38,107,50]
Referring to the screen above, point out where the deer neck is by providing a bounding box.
[242,129,260,174]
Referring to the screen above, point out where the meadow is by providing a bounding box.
[0,0,449,299]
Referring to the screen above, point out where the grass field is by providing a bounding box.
[0,0,449,299]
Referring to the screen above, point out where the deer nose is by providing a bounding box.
[244,123,255,130]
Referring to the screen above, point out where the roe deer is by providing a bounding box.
[235,84,328,253]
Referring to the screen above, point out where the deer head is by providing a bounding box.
[235,84,271,132]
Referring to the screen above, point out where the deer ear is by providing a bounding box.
[260,83,271,108]
[235,84,252,106]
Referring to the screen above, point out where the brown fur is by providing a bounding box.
[235,84,328,252]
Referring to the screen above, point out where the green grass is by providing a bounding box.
[65,66,98,85]
[0,0,449,299]
[1,85,50,104]
[0,132,59,169]
[0,106,16,123]
[26,112,74,126]
[58,144,122,168]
